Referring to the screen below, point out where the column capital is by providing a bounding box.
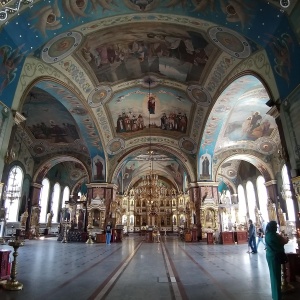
[86,183,118,190]
[265,180,277,187]
[189,181,219,188]
[31,182,43,189]
[14,111,26,126]
[266,106,280,119]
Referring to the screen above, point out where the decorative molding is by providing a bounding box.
[14,111,26,126]
[265,180,277,187]
[267,106,280,119]
[0,0,34,23]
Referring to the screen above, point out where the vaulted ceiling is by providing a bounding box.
[1,0,300,194]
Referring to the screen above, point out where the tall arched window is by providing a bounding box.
[256,176,269,222]
[39,178,50,222]
[238,184,247,224]
[62,186,70,209]
[282,165,295,221]
[51,183,61,223]
[4,166,23,222]
[246,181,256,221]
[225,190,231,204]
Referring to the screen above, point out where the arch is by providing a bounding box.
[199,73,277,180]
[33,155,90,183]
[213,153,275,182]
[110,144,196,184]
[19,78,104,180]
[127,171,180,193]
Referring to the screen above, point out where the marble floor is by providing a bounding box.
[0,235,299,300]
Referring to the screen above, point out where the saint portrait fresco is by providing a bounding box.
[108,86,192,138]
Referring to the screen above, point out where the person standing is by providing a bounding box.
[256,227,265,249]
[265,221,289,300]
[247,219,257,253]
[105,222,112,245]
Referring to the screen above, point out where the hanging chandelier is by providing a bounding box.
[133,78,163,204]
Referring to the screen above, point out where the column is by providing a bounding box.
[189,183,201,240]
[265,180,279,223]
[268,105,299,220]
[231,193,238,204]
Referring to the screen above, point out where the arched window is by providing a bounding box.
[246,181,256,221]
[51,183,61,223]
[39,178,50,222]
[256,176,269,222]
[225,190,231,204]
[238,184,247,224]
[61,186,70,209]
[4,166,23,222]
[282,165,295,221]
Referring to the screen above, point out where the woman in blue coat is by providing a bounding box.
[265,221,289,300]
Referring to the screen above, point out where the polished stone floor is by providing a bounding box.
[0,234,299,300]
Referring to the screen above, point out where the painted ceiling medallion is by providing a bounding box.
[33,144,46,154]
[186,85,211,106]
[257,138,276,154]
[179,137,196,154]
[106,138,125,155]
[141,75,160,88]
[88,86,112,108]
[70,170,82,181]
[226,168,237,179]
[208,27,251,59]
[123,0,159,12]
[41,31,82,64]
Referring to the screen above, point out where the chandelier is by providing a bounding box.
[135,173,161,202]
[133,77,164,204]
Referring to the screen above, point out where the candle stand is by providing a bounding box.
[86,223,94,244]
[3,238,24,291]
[61,221,70,243]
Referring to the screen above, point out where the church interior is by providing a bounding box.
[0,0,300,299]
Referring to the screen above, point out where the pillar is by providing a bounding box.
[189,183,201,239]
[268,105,299,221]
[231,193,238,204]
[265,180,279,223]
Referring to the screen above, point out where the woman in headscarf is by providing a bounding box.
[265,220,289,300]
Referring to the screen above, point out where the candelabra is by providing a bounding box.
[61,221,70,243]
[3,237,24,291]
[86,223,94,244]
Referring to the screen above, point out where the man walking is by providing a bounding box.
[247,219,257,253]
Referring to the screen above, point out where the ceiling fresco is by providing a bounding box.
[22,87,80,143]
[107,85,192,137]
[201,75,275,155]
[1,0,299,193]
[79,23,213,84]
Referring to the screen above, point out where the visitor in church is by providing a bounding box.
[265,221,289,300]
[256,227,265,249]
[106,222,112,245]
[247,219,257,253]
